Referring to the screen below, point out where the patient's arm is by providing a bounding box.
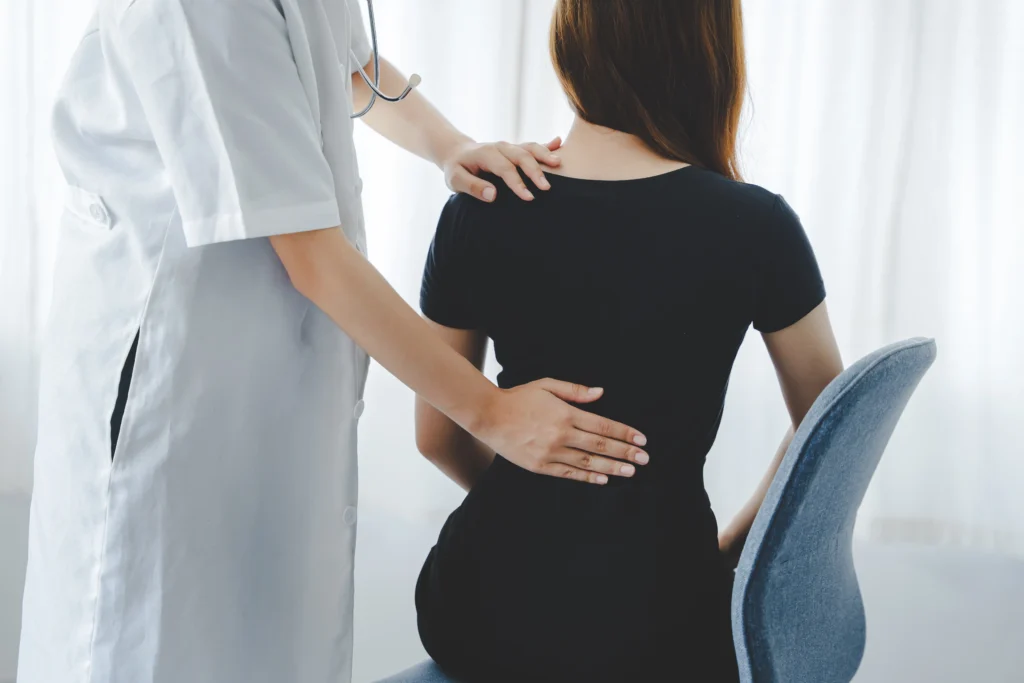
[718,302,844,567]
[415,320,496,491]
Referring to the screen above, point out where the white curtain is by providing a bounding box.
[1,0,98,495]
[713,0,1024,553]
[2,0,1023,664]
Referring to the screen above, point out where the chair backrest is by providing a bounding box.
[731,337,937,683]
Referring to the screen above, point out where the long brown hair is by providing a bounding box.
[550,0,746,180]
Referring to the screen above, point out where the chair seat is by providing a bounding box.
[375,660,460,683]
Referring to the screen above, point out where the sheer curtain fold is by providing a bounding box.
[714,0,1024,553]
[1,0,1022,543]
[3,0,108,492]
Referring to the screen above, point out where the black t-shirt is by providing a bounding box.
[416,165,825,683]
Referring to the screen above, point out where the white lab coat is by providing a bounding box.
[18,1,373,681]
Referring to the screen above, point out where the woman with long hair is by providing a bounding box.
[413,1,844,680]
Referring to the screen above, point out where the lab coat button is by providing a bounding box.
[89,204,106,222]
[343,506,357,526]
[353,400,365,419]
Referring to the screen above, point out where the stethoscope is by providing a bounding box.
[351,0,422,118]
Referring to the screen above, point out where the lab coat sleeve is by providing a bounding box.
[113,0,341,247]
[347,0,373,73]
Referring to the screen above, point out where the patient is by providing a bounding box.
[413,1,844,681]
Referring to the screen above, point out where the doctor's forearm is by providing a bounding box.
[271,228,496,428]
[353,58,470,168]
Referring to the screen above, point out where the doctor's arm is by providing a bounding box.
[352,57,560,203]
[112,1,644,484]
[717,303,844,567]
[414,324,495,491]
[270,228,650,485]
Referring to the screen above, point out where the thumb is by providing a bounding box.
[537,378,603,404]
[449,168,497,202]
[545,136,563,152]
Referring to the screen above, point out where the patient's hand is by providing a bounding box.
[442,138,563,203]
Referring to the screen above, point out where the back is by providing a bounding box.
[421,166,823,453]
[415,167,825,683]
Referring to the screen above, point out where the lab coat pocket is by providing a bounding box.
[64,185,114,233]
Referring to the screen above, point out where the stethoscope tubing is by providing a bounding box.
[351,0,418,118]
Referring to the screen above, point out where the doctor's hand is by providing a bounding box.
[442,137,563,203]
[471,380,649,485]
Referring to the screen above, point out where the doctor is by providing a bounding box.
[18,0,652,682]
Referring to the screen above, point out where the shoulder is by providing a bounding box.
[106,0,276,26]
[454,172,531,210]
[98,0,141,30]
[683,167,783,219]
[436,192,476,235]
[682,168,804,247]
[432,191,489,254]
[105,0,180,22]
[438,173,526,229]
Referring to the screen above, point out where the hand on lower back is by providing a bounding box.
[471,379,649,485]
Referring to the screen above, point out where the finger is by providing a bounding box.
[501,143,550,191]
[569,430,649,467]
[538,462,608,486]
[573,408,648,448]
[544,138,563,166]
[534,378,603,404]
[449,167,497,202]
[522,142,562,171]
[486,150,534,201]
[562,447,637,478]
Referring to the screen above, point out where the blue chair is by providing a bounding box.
[376,660,458,683]
[732,337,937,683]
[379,338,937,683]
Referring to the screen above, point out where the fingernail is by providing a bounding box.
[482,187,496,201]
[596,475,608,485]
[524,191,535,200]
[588,387,603,396]
[633,434,647,446]
[550,155,561,163]
[620,464,635,476]
[635,452,649,465]
[538,178,551,190]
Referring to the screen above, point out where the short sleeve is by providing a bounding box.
[115,0,341,247]
[345,0,373,73]
[751,195,826,333]
[420,196,480,330]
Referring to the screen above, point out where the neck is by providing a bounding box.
[552,117,688,181]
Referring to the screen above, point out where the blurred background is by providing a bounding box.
[1,0,1022,681]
